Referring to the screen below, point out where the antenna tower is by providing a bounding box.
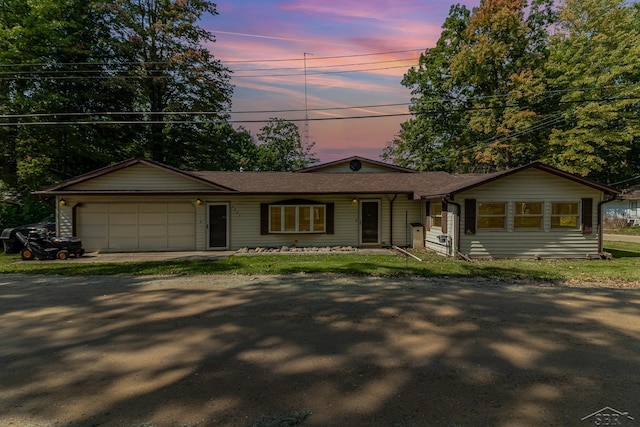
[303,52,313,145]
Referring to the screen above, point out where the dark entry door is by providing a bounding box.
[361,201,379,244]
[208,204,227,248]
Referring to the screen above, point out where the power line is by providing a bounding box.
[230,58,419,72]
[0,48,427,69]
[0,113,413,126]
[0,57,419,76]
[0,102,411,120]
[221,49,426,63]
[0,64,415,81]
[1,93,638,122]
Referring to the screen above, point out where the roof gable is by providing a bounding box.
[421,162,620,198]
[36,158,233,194]
[295,156,416,174]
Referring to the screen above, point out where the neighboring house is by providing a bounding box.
[35,156,619,259]
[603,184,640,226]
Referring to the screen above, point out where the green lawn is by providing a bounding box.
[1,241,638,284]
[604,226,640,235]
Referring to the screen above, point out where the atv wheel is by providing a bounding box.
[21,248,35,260]
[57,250,70,260]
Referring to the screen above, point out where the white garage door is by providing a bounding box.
[77,203,196,251]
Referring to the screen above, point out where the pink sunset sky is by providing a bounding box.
[202,0,479,162]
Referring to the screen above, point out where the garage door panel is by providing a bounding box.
[109,204,138,213]
[167,224,195,236]
[78,202,195,251]
[109,238,139,249]
[168,212,194,224]
[109,224,138,237]
[82,237,109,250]
[139,224,167,237]
[168,236,196,249]
[168,204,194,213]
[140,203,168,213]
[81,224,108,237]
[139,213,168,225]
[80,213,108,225]
[139,237,167,248]
[108,213,137,225]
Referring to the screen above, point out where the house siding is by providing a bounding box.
[390,195,422,247]
[190,194,421,250]
[68,164,215,191]
[425,205,455,256]
[457,169,603,258]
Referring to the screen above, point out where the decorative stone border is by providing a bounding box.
[236,246,357,254]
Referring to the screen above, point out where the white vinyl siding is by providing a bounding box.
[190,194,420,250]
[458,169,602,259]
[68,163,215,191]
[390,196,422,247]
[425,201,455,256]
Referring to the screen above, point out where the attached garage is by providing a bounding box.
[76,202,196,252]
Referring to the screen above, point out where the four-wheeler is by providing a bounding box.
[14,230,84,261]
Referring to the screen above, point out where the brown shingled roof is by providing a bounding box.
[191,171,462,199]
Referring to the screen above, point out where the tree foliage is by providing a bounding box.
[99,0,233,165]
[255,118,319,171]
[545,0,640,182]
[387,0,639,183]
[386,0,556,173]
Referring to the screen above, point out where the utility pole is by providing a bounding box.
[303,52,313,146]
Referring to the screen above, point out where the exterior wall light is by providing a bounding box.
[195,198,203,206]
[59,198,67,206]
[352,197,358,205]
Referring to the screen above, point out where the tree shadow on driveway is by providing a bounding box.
[1,274,638,426]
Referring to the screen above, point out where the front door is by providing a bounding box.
[360,200,380,244]
[208,204,228,249]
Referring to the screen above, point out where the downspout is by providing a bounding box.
[389,193,398,247]
[444,197,461,258]
[598,194,618,254]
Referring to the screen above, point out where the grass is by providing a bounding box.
[1,241,639,284]
[604,226,640,235]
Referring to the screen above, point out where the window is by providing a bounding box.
[269,205,326,233]
[551,202,579,228]
[477,202,506,229]
[430,203,442,228]
[514,202,543,229]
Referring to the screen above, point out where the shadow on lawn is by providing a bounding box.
[605,248,640,259]
[0,275,639,426]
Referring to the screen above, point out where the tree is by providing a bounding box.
[545,0,640,182]
[255,118,318,171]
[0,0,139,190]
[101,0,233,165]
[385,0,556,172]
[383,4,472,172]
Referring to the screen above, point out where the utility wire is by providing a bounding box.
[1,94,638,123]
[0,103,411,119]
[0,57,419,76]
[0,64,415,80]
[0,48,427,68]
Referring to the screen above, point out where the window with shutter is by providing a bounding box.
[464,199,476,235]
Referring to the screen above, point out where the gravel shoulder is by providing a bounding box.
[1,274,639,426]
